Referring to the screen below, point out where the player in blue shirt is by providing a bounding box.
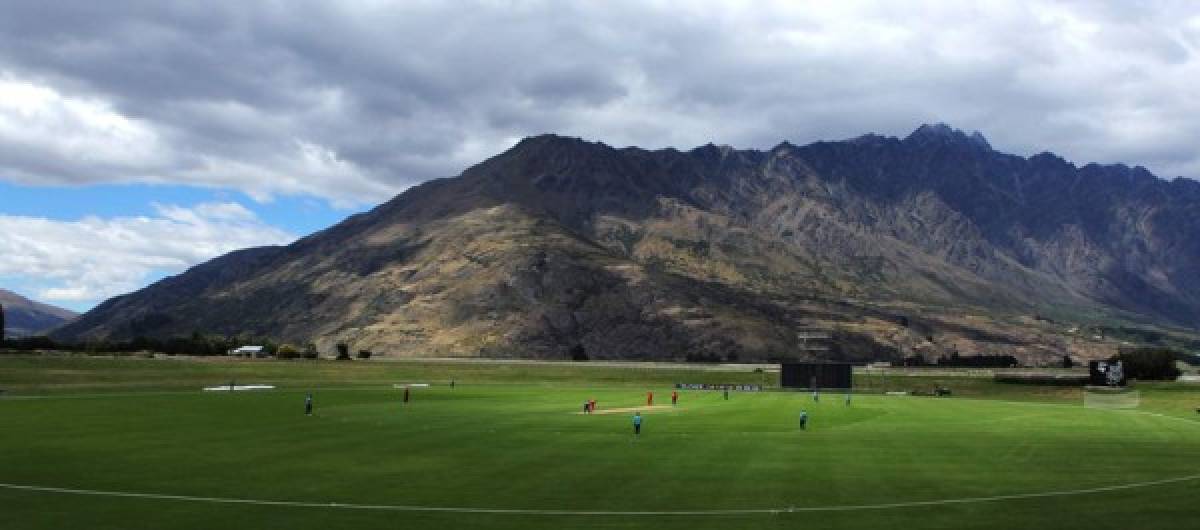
[633,411,643,436]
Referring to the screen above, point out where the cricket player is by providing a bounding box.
[304,392,313,416]
[590,398,596,412]
[723,388,729,400]
[813,389,820,402]
[799,410,808,430]
[671,390,678,406]
[403,386,410,404]
[583,400,591,414]
[845,391,851,406]
[633,411,643,436]
[647,391,653,406]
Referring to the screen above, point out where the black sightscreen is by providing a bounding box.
[780,363,853,389]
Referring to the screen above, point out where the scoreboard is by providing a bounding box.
[780,362,853,389]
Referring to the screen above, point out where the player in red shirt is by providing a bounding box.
[671,390,678,406]
[589,398,596,412]
[647,391,653,406]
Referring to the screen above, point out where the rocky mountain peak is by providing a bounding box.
[468,133,628,191]
[1028,152,1073,170]
[904,123,992,151]
[506,134,613,157]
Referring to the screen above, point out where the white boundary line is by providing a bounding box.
[2,473,1199,516]
[1131,410,1200,427]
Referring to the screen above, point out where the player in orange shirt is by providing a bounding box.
[671,390,678,406]
[647,391,653,406]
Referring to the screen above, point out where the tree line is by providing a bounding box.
[0,331,389,361]
[0,332,320,359]
[895,352,1020,368]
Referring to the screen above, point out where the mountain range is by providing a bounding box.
[51,124,1200,363]
[1,289,77,338]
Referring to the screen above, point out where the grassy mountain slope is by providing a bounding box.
[0,289,77,337]
[52,125,1200,363]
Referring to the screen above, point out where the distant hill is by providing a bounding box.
[1,289,77,337]
[52,124,1200,363]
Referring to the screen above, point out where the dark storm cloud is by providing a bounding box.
[0,1,1198,205]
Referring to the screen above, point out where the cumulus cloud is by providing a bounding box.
[0,0,1198,206]
[0,202,294,303]
[0,76,171,182]
[0,75,393,206]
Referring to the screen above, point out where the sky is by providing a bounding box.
[2,0,1199,312]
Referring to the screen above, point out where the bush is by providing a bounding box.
[276,344,300,360]
[303,343,319,360]
[893,355,930,367]
[936,352,1018,368]
[994,372,1089,386]
[335,342,351,361]
[684,352,722,363]
[1114,348,1182,381]
[357,350,373,360]
[569,344,589,361]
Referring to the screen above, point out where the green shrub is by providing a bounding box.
[570,344,588,361]
[1114,348,1182,381]
[276,344,300,360]
[303,343,319,360]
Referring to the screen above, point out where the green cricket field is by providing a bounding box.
[1,356,1198,529]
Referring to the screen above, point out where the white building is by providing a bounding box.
[228,345,267,358]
